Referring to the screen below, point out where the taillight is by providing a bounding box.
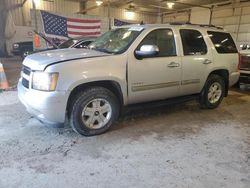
[239,54,250,70]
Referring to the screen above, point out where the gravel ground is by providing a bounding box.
[0,89,249,188]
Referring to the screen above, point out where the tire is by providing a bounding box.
[199,74,226,109]
[70,87,120,136]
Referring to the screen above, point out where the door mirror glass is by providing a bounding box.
[135,45,159,58]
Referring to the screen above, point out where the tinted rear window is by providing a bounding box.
[180,29,207,56]
[207,31,237,54]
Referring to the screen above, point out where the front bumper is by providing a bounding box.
[18,80,68,124]
[12,50,21,56]
[229,71,240,87]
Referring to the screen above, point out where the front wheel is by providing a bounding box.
[199,74,226,109]
[70,87,120,136]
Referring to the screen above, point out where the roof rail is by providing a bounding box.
[169,22,223,30]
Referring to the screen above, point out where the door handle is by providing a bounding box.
[203,59,212,64]
[168,62,180,68]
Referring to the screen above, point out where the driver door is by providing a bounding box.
[127,28,182,104]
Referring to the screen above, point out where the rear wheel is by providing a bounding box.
[70,87,120,136]
[199,74,226,109]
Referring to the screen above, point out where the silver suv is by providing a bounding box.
[18,24,240,136]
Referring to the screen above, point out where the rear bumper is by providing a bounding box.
[18,80,68,124]
[229,71,240,87]
[239,71,250,84]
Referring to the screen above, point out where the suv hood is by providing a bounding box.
[23,48,110,70]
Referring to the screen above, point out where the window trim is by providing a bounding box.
[179,29,208,56]
[134,28,177,59]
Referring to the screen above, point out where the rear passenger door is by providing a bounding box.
[180,29,213,95]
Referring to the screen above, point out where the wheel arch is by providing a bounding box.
[207,69,229,96]
[66,80,124,117]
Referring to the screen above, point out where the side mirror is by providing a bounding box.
[135,45,159,59]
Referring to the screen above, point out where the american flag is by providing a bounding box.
[41,11,101,39]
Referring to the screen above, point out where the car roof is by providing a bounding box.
[115,23,226,33]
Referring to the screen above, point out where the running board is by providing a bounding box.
[123,94,199,112]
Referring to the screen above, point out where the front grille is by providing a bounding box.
[22,78,29,88]
[22,66,31,76]
[21,66,31,89]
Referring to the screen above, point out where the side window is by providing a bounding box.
[180,29,207,55]
[137,29,176,57]
[207,31,238,54]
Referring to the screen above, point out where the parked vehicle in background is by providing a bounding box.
[240,44,250,50]
[18,23,240,136]
[13,32,96,58]
[238,49,250,86]
[36,32,96,50]
[12,41,33,58]
[57,36,96,49]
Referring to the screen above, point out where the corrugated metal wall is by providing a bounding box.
[7,0,157,26]
[162,3,250,47]
[211,6,250,46]
[5,0,28,26]
[7,0,80,26]
[85,1,158,24]
[108,7,157,24]
[162,12,190,23]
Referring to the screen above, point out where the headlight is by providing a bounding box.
[32,72,59,91]
[13,43,19,48]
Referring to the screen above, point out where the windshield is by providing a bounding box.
[58,39,78,49]
[89,27,143,54]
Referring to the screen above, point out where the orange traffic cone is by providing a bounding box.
[0,62,9,90]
